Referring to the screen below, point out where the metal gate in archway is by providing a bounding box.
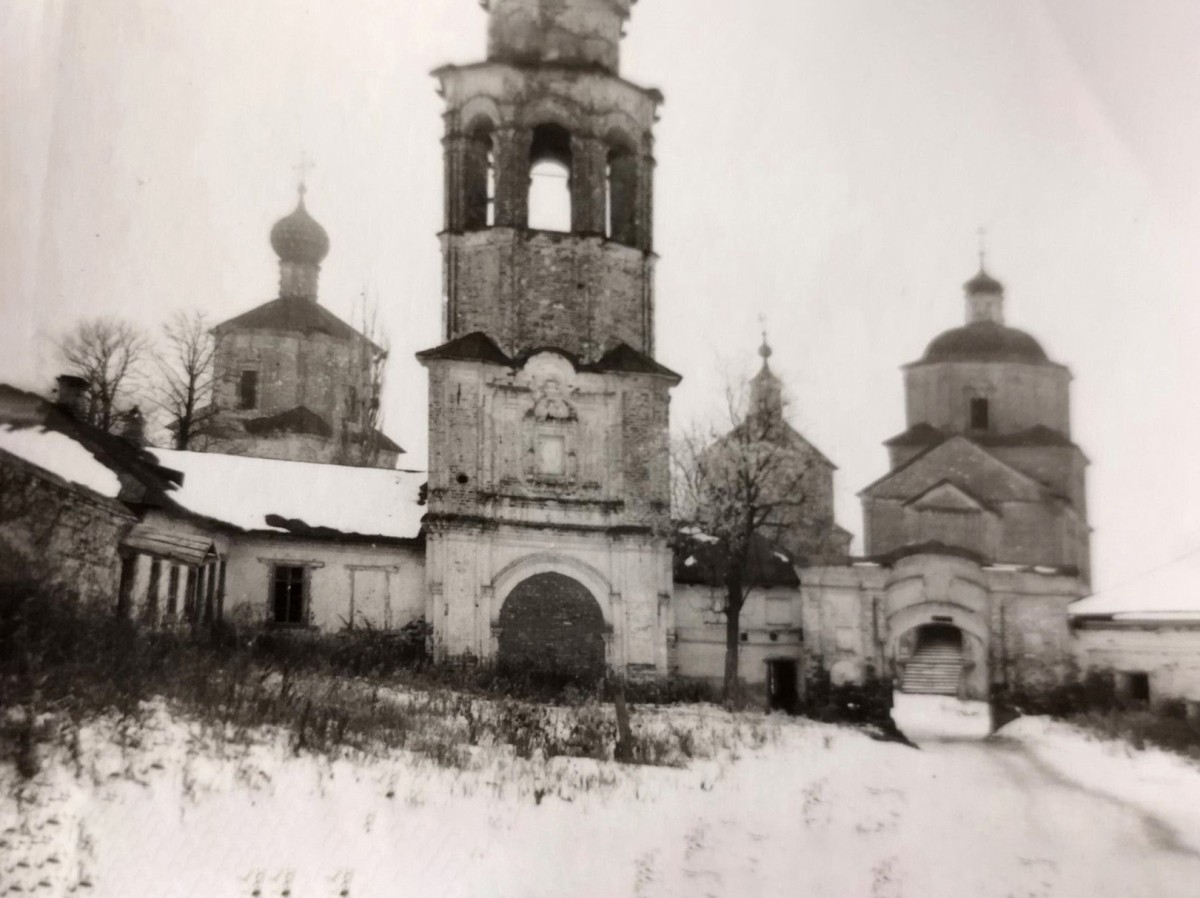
[497,572,606,681]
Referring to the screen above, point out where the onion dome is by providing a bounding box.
[964,268,1003,295]
[921,321,1049,365]
[270,186,329,265]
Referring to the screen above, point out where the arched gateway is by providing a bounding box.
[497,572,607,680]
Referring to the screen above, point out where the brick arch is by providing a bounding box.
[490,552,614,626]
[497,572,607,680]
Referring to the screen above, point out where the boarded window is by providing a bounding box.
[238,370,258,410]
[537,434,566,476]
[835,626,857,652]
[351,568,390,629]
[273,565,306,625]
[765,596,792,626]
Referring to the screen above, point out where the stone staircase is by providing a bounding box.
[902,632,963,696]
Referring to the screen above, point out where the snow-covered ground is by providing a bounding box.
[4,699,1200,898]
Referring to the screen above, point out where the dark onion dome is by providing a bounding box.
[270,189,329,265]
[919,321,1050,365]
[964,267,1004,294]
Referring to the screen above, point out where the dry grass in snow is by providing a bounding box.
[6,696,1200,898]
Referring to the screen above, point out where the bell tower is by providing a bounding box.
[419,0,677,679]
[435,0,660,361]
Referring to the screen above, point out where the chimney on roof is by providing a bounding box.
[55,374,89,420]
[118,406,147,447]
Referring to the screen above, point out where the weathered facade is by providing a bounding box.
[420,0,677,679]
[863,269,1090,582]
[814,269,1090,701]
[205,189,401,468]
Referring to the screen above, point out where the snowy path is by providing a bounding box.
[5,709,1200,898]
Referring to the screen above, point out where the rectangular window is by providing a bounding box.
[273,565,307,625]
[238,370,259,410]
[537,434,566,476]
[1128,672,1151,704]
[765,596,792,626]
[970,397,989,430]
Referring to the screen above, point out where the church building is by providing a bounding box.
[797,267,1089,701]
[1,0,1107,714]
[203,186,402,469]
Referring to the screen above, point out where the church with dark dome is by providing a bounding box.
[201,185,402,468]
[783,265,1091,703]
[862,265,1090,582]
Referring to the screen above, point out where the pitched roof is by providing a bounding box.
[860,435,1056,504]
[417,333,683,383]
[884,423,1079,451]
[673,529,799,588]
[150,448,425,541]
[416,332,511,366]
[0,384,181,510]
[121,525,217,566]
[587,343,682,382]
[720,418,837,470]
[351,427,404,455]
[213,297,375,348]
[243,406,333,438]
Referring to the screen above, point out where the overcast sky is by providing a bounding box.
[3,0,1200,598]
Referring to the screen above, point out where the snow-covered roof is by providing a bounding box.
[150,449,425,541]
[1070,554,1200,620]
[0,424,123,498]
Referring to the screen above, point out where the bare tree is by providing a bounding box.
[58,317,151,432]
[673,379,816,703]
[150,310,218,450]
[336,291,391,467]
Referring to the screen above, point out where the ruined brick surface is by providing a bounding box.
[497,571,607,678]
[208,327,395,467]
[0,449,134,604]
[442,230,654,361]
[487,0,632,74]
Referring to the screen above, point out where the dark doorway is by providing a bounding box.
[498,572,606,681]
[902,624,964,695]
[766,659,799,712]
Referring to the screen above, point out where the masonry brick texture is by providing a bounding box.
[0,449,134,604]
[443,230,654,362]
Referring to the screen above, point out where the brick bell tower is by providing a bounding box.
[418,0,678,679]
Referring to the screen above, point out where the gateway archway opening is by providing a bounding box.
[497,571,606,682]
[901,624,964,696]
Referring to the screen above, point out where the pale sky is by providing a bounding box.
[3,0,1200,598]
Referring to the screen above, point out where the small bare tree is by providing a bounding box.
[58,317,151,433]
[150,310,218,449]
[336,292,391,467]
[674,379,816,703]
